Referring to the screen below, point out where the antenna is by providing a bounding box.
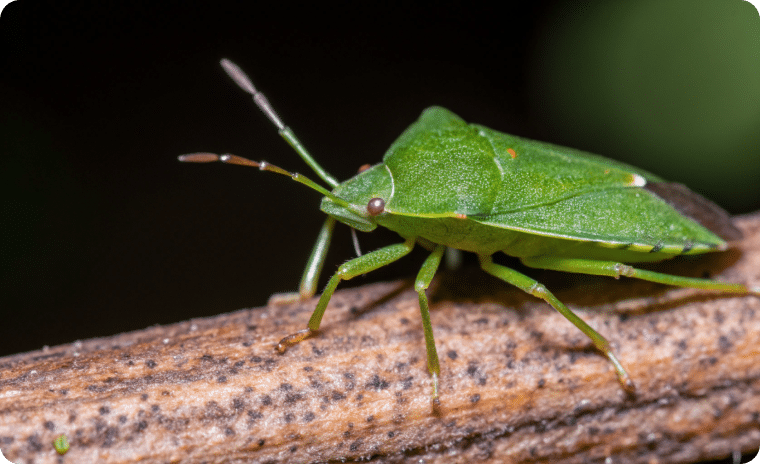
[219,59,339,188]
[178,153,355,212]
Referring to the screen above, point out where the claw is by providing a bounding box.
[620,376,637,395]
[276,329,315,353]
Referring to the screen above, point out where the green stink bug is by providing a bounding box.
[180,59,758,402]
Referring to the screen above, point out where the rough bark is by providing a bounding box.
[2,213,760,464]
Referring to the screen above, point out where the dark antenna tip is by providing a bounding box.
[220,58,257,95]
[219,58,285,131]
[178,153,222,163]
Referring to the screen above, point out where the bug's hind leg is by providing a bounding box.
[415,245,446,404]
[478,254,635,393]
[520,256,758,295]
[269,217,336,305]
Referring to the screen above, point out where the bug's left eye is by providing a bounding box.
[367,198,385,216]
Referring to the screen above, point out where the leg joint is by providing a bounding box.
[336,263,352,279]
[613,263,635,279]
[529,283,549,298]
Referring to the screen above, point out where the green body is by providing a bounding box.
[323,107,724,263]
[183,60,754,401]
[300,106,748,398]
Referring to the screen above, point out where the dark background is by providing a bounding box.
[2,0,759,362]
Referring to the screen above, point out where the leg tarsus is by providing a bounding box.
[607,352,636,393]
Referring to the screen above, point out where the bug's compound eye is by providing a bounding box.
[366,198,385,216]
[357,163,372,173]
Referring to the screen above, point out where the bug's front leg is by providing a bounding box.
[478,254,636,393]
[277,237,416,352]
[269,217,336,305]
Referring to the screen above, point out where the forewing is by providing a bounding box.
[472,187,726,254]
[644,182,741,241]
[474,125,661,214]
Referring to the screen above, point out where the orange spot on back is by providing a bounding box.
[358,163,372,173]
[507,148,517,159]
[454,213,467,219]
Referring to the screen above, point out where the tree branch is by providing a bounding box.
[2,213,760,464]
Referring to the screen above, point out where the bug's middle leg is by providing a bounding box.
[277,237,416,352]
[414,244,446,403]
[478,254,635,393]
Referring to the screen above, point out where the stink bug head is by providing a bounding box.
[320,163,392,232]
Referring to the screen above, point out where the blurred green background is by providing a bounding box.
[530,0,760,211]
[2,0,759,366]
